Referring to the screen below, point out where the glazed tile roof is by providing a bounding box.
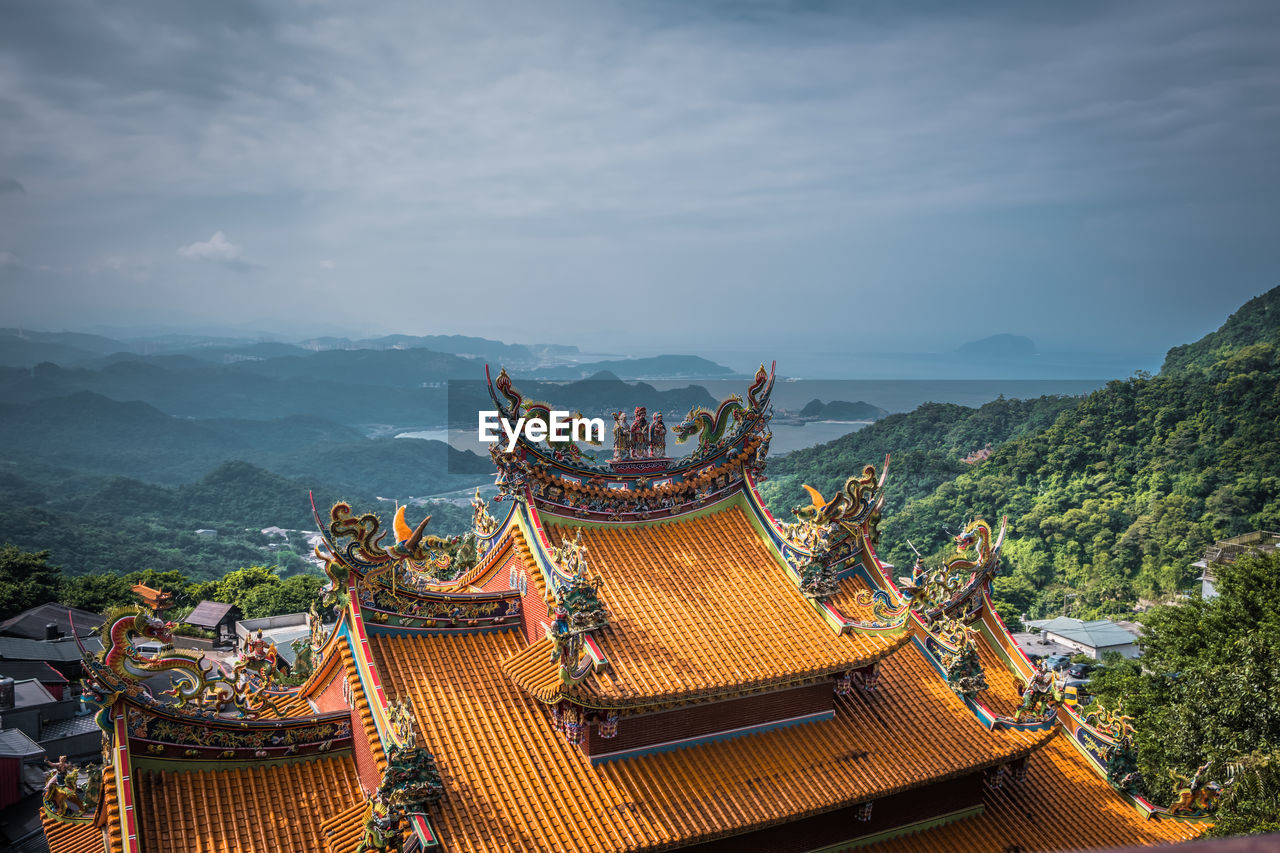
[975,632,1026,719]
[39,818,102,853]
[319,800,375,853]
[513,505,907,707]
[132,753,364,853]
[372,629,1049,853]
[863,736,1203,851]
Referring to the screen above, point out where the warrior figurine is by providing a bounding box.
[649,412,667,458]
[630,407,649,458]
[612,411,630,460]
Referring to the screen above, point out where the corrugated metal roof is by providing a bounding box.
[1025,617,1139,649]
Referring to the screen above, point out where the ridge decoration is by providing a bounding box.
[548,529,609,686]
[1013,660,1064,724]
[898,516,1007,624]
[41,756,102,822]
[939,621,989,699]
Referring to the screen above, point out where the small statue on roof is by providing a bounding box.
[612,411,630,459]
[1013,660,1063,724]
[629,406,649,458]
[648,411,667,459]
[940,622,988,699]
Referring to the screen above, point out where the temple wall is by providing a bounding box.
[583,680,834,761]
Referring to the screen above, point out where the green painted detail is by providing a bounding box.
[805,805,986,852]
[131,747,354,773]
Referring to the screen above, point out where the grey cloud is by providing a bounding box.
[0,177,24,195]
[0,1,1278,356]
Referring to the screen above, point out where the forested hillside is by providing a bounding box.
[763,285,1280,623]
[0,460,472,581]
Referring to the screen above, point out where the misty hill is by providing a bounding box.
[762,283,1280,623]
[460,370,719,423]
[0,391,488,494]
[0,460,473,580]
[1161,286,1280,374]
[797,399,889,421]
[530,354,735,380]
[956,334,1036,357]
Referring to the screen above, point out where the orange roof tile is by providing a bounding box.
[372,630,1049,853]
[974,630,1027,719]
[519,504,907,707]
[41,818,103,853]
[862,736,1204,851]
[319,800,376,853]
[132,754,364,853]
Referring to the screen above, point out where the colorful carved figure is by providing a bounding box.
[1168,762,1225,816]
[357,794,403,852]
[380,742,445,814]
[648,412,667,458]
[1104,731,1144,794]
[630,407,649,458]
[42,756,85,817]
[797,529,838,601]
[1013,661,1063,723]
[548,530,609,685]
[471,487,498,536]
[612,411,631,459]
[940,623,988,699]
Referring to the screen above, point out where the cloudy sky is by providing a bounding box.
[2,0,1278,360]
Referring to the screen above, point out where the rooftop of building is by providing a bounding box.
[505,501,905,709]
[0,603,104,641]
[1024,617,1140,650]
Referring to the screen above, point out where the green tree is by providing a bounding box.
[239,574,324,619]
[212,565,282,613]
[0,545,64,620]
[1091,551,1280,835]
[60,572,136,613]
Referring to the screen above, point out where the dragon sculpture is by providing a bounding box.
[90,607,287,720]
[674,362,775,451]
[487,366,600,461]
[898,516,1007,622]
[315,501,473,603]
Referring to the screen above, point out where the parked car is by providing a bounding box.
[1044,654,1072,671]
[1067,663,1093,679]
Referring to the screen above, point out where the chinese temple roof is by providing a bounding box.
[40,364,1215,853]
[133,754,365,853]
[372,629,1050,853]
[866,737,1201,852]
[504,502,907,708]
